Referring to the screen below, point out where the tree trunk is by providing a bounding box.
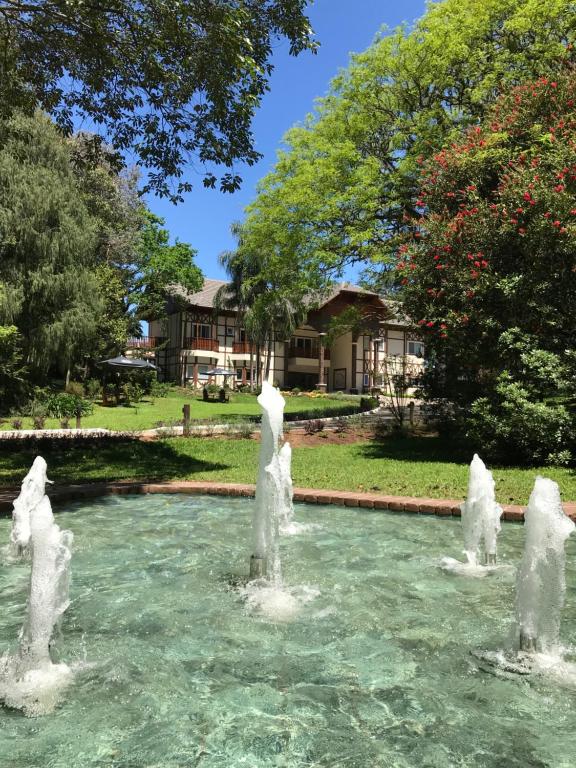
[249,349,254,392]
[264,330,273,381]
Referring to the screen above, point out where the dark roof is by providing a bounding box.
[166,278,412,328]
[167,279,230,309]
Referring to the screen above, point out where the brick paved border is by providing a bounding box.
[2,480,573,521]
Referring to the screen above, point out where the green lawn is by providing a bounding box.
[0,391,365,432]
[1,433,574,505]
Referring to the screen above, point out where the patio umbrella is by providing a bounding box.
[100,356,157,370]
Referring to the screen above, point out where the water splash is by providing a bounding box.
[246,382,318,619]
[6,456,52,561]
[251,382,285,570]
[515,476,574,654]
[473,476,576,679]
[441,454,503,577]
[0,463,74,716]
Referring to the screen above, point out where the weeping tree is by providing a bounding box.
[0,111,102,381]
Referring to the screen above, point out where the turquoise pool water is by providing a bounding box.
[0,494,575,767]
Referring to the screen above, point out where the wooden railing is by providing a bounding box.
[288,343,330,360]
[185,337,219,352]
[126,336,165,349]
[232,341,256,354]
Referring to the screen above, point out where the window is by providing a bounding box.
[198,324,211,339]
[408,341,425,358]
[295,337,312,354]
[239,328,246,342]
[236,367,251,381]
[225,327,234,337]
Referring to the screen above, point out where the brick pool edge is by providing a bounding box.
[2,480,575,521]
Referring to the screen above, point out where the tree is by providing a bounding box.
[70,137,203,357]
[397,71,576,462]
[239,0,576,293]
[0,324,27,409]
[214,222,306,388]
[0,0,316,200]
[0,111,102,380]
[135,212,203,322]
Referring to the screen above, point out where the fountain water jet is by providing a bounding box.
[441,454,503,576]
[250,381,286,578]
[0,460,74,716]
[515,476,574,655]
[243,382,318,620]
[6,456,52,561]
[473,476,576,679]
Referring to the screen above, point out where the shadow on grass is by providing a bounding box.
[0,440,230,486]
[359,432,474,465]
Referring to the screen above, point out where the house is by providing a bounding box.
[133,280,424,393]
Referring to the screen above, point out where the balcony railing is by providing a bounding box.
[232,341,256,354]
[126,336,165,349]
[288,343,330,360]
[185,337,219,352]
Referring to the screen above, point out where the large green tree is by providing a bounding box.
[0,0,316,199]
[0,111,102,379]
[69,136,203,359]
[398,71,576,463]
[239,0,576,292]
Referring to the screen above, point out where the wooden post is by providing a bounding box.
[182,403,191,436]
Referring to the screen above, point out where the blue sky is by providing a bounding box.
[146,0,427,282]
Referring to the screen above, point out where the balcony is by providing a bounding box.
[185,337,219,353]
[288,343,330,361]
[232,341,256,355]
[126,336,165,349]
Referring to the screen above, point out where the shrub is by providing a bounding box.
[467,376,572,466]
[32,415,46,430]
[150,379,171,398]
[45,393,93,427]
[333,416,349,434]
[10,418,23,430]
[122,382,144,405]
[304,420,315,435]
[236,422,255,439]
[65,381,84,397]
[60,418,70,429]
[84,378,102,400]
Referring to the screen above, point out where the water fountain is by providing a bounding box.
[243,382,318,620]
[515,476,574,655]
[249,381,286,578]
[441,454,503,576]
[0,460,74,716]
[6,456,52,561]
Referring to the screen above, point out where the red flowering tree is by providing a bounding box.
[398,70,576,462]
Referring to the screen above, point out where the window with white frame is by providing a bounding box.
[408,341,425,358]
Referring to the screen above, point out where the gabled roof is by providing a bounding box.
[167,279,231,309]
[166,279,411,328]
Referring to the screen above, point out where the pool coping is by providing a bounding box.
[1,480,574,521]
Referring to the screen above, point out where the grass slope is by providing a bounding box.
[1,391,363,432]
[1,434,574,505]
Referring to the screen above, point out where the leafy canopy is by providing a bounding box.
[0,0,316,200]
[398,70,576,406]
[239,0,576,292]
